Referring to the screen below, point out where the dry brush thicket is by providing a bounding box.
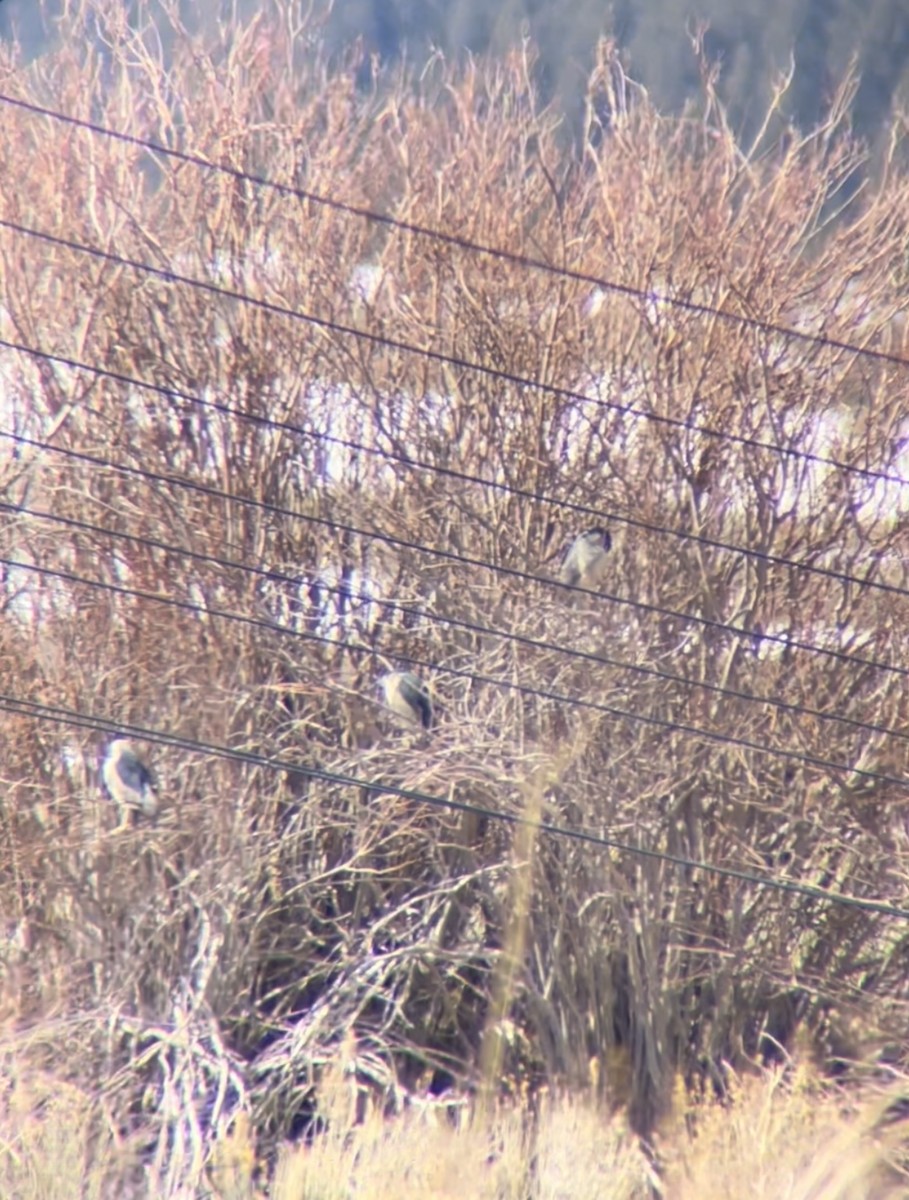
[1,1,909,1193]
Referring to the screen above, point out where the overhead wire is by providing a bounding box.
[0,101,905,930]
[2,213,908,498]
[3,493,907,747]
[3,427,907,682]
[0,110,903,790]
[1,334,908,601]
[2,553,906,790]
[4,91,909,374]
[3,691,908,921]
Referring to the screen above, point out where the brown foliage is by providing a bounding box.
[1,0,908,1189]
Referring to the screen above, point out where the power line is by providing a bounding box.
[4,495,907,746]
[2,555,906,790]
[2,100,905,928]
[2,334,907,600]
[4,428,906,681]
[4,92,909,374]
[2,214,908,498]
[4,691,908,920]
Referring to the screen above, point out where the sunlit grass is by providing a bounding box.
[2,1045,907,1199]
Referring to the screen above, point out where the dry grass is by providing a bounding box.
[664,1066,909,1199]
[2,1048,908,1197]
[1,0,909,1194]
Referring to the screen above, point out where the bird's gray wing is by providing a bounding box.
[559,551,580,585]
[416,692,432,729]
[116,751,154,793]
[400,675,432,729]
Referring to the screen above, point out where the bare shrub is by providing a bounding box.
[0,0,908,1191]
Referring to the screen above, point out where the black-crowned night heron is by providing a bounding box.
[102,738,159,826]
[558,528,612,589]
[378,670,433,730]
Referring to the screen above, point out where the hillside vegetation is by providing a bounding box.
[317,0,909,153]
[9,0,909,154]
[1,1,909,1194]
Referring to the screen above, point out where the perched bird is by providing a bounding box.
[558,528,612,589]
[378,670,433,730]
[102,738,159,827]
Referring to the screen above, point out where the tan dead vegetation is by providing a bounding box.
[1,0,909,1194]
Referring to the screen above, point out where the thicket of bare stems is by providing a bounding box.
[1,0,909,1193]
